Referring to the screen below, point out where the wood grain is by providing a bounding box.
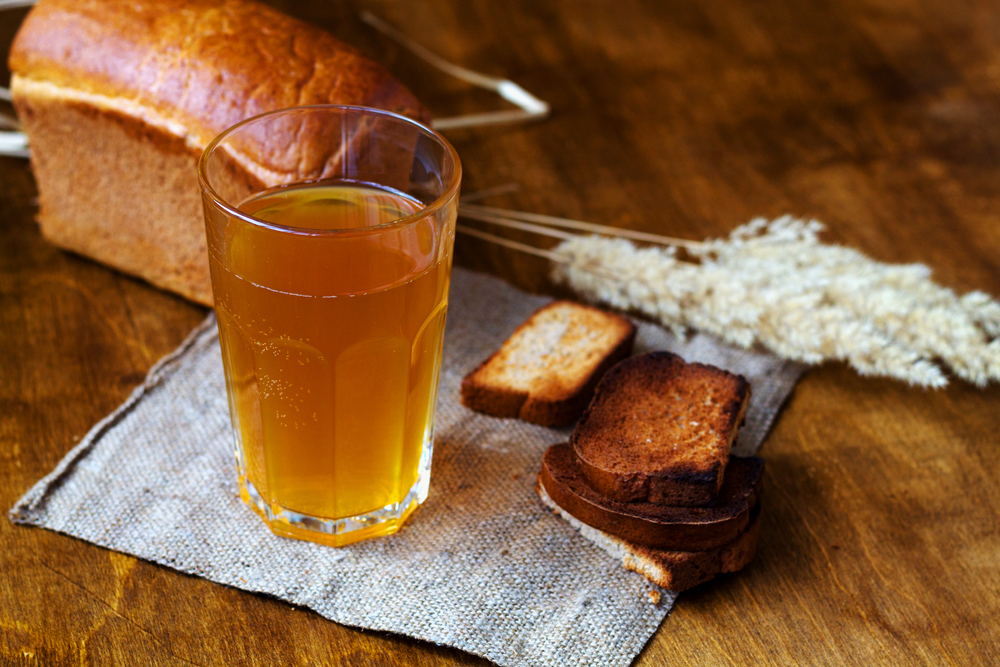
[2,0,999,665]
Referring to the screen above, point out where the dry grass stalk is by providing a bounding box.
[549,216,1000,388]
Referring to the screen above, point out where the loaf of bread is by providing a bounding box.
[9,0,428,305]
[571,351,750,507]
[460,301,636,427]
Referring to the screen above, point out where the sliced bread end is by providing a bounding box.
[461,300,636,427]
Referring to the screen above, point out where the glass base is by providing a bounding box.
[237,441,433,548]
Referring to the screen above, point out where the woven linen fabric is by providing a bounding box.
[10,268,804,667]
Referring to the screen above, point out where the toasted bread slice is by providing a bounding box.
[460,301,636,427]
[571,352,750,506]
[540,443,763,550]
[537,481,761,592]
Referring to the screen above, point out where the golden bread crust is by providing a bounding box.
[9,0,428,147]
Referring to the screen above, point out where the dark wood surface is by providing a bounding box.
[3,0,999,664]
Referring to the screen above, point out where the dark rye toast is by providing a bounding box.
[571,352,750,506]
[461,301,636,427]
[537,481,762,592]
[540,443,763,551]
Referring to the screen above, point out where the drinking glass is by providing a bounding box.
[198,106,461,546]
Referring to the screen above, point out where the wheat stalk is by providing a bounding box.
[543,216,1000,388]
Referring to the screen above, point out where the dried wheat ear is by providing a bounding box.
[457,195,1000,388]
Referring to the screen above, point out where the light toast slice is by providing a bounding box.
[540,443,763,551]
[460,301,636,427]
[571,352,750,507]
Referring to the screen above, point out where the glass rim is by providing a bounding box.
[196,104,462,237]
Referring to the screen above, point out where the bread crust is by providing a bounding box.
[9,0,429,146]
[571,351,750,506]
[460,301,636,427]
[536,480,761,592]
[540,443,763,550]
[622,504,761,592]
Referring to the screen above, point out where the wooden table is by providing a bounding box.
[2,0,998,664]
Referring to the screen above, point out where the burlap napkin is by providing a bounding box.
[10,268,804,667]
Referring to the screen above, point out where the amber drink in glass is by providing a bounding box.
[198,106,461,546]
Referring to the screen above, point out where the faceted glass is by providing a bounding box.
[198,106,461,546]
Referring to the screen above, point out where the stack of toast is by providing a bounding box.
[461,301,764,592]
[537,352,764,592]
